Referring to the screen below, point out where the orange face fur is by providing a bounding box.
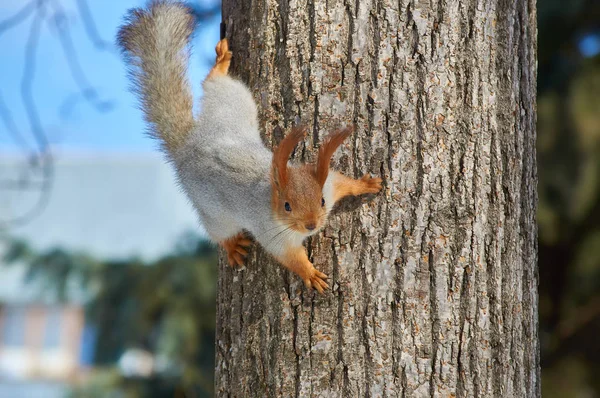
[271,126,352,235]
[272,164,327,234]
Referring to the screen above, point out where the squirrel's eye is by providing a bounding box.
[284,202,292,212]
[321,197,325,207]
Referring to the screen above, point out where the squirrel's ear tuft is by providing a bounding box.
[272,126,306,188]
[314,126,353,186]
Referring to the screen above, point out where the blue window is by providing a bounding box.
[79,324,97,366]
[1,307,26,347]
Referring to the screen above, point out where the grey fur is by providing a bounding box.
[176,76,337,257]
[118,1,337,256]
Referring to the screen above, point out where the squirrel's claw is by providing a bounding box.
[222,233,252,268]
[304,268,329,294]
[228,252,244,268]
[208,39,232,79]
[234,246,248,256]
[215,38,232,64]
[359,174,383,195]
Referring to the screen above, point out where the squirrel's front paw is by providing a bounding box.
[222,233,252,268]
[359,174,383,194]
[303,267,329,294]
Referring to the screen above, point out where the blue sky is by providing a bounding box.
[0,0,221,153]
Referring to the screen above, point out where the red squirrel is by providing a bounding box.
[117,1,382,293]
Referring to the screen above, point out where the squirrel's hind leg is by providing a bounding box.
[207,39,232,79]
[221,232,252,268]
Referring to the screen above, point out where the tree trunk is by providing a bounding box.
[215,0,538,396]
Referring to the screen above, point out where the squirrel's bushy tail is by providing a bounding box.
[117,0,195,155]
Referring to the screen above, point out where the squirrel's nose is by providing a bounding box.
[305,222,316,231]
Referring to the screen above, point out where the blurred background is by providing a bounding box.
[0,1,220,397]
[0,0,598,397]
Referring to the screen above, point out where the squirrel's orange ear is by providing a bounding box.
[314,126,353,186]
[272,126,306,188]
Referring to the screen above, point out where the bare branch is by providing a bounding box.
[21,9,49,153]
[74,0,114,51]
[50,3,114,113]
[0,1,36,36]
[0,6,53,228]
[190,4,221,21]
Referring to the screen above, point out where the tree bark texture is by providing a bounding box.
[216,0,538,397]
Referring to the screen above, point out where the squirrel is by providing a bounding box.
[117,0,382,293]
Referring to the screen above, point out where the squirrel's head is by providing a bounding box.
[271,126,352,236]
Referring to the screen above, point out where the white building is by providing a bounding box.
[1,152,199,260]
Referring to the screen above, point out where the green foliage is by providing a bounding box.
[537,0,600,396]
[3,232,218,398]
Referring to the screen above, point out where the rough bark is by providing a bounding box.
[215,0,538,396]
